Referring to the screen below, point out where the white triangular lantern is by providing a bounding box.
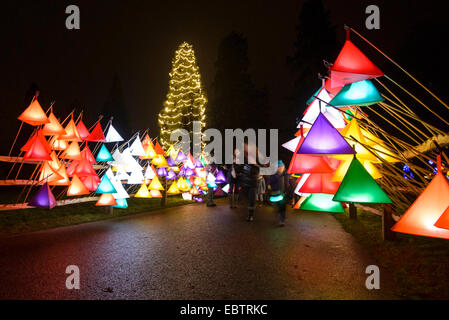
[130,134,145,156]
[299,87,346,129]
[105,124,124,143]
[127,169,144,184]
[282,136,301,152]
[144,165,156,180]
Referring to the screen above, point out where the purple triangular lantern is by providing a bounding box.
[166,168,177,180]
[176,150,187,162]
[194,158,203,168]
[297,113,355,155]
[178,165,186,177]
[214,186,226,196]
[185,167,196,177]
[215,170,226,184]
[28,182,57,209]
[166,156,176,167]
[157,167,167,177]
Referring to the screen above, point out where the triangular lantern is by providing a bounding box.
[333,156,391,203]
[28,182,56,209]
[330,38,384,88]
[42,112,66,136]
[61,141,82,160]
[300,193,345,213]
[129,135,146,156]
[167,182,180,194]
[76,118,90,140]
[154,141,165,155]
[38,162,63,184]
[148,176,164,191]
[297,173,340,194]
[330,80,384,107]
[96,174,117,194]
[23,130,52,161]
[18,99,49,126]
[67,174,90,196]
[86,121,106,142]
[113,198,128,209]
[80,174,100,192]
[59,118,82,141]
[81,145,96,164]
[96,144,114,162]
[105,124,124,143]
[95,193,117,206]
[49,165,70,186]
[392,156,449,239]
[297,113,355,155]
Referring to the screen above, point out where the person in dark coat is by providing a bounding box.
[236,162,259,221]
[268,160,288,226]
[225,154,239,208]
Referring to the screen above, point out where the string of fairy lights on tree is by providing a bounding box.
[158,42,207,151]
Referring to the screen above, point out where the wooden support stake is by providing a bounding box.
[382,203,397,241]
[349,202,357,220]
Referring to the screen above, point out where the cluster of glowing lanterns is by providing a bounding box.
[16,98,229,210]
[285,32,393,215]
[285,30,449,240]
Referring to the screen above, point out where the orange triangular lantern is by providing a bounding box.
[42,112,66,136]
[38,161,63,183]
[80,174,100,192]
[154,141,165,155]
[18,99,49,126]
[86,122,105,142]
[76,118,90,140]
[61,141,82,160]
[49,136,68,151]
[391,156,449,239]
[142,134,152,150]
[48,151,62,171]
[95,193,117,206]
[297,173,340,194]
[330,39,384,88]
[75,158,97,177]
[67,174,90,196]
[23,130,52,161]
[59,118,82,141]
[81,145,96,164]
[435,206,449,230]
[49,165,70,186]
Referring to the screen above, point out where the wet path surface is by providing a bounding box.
[0,199,397,299]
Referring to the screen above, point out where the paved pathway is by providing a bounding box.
[0,199,397,299]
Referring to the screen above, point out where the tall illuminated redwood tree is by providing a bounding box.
[158,42,207,152]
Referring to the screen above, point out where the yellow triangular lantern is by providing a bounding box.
[167,182,180,194]
[135,183,151,198]
[148,176,164,191]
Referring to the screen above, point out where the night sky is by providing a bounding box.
[1,0,449,154]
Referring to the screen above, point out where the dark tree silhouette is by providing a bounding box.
[209,31,269,132]
[101,74,131,139]
[288,0,339,106]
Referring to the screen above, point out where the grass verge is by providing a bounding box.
[333,209,449,299]
[0,195,191,235]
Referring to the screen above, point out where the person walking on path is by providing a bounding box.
[268,160,289,226]
[206,156,217,207]
[226,157,239,209]
[256,174,266,207]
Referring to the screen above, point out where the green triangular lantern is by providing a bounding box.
[333,156,392,203]
[300,193,345,213]
[96,144,114,162]
[96,174,117,194]
[329,80,384,107]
